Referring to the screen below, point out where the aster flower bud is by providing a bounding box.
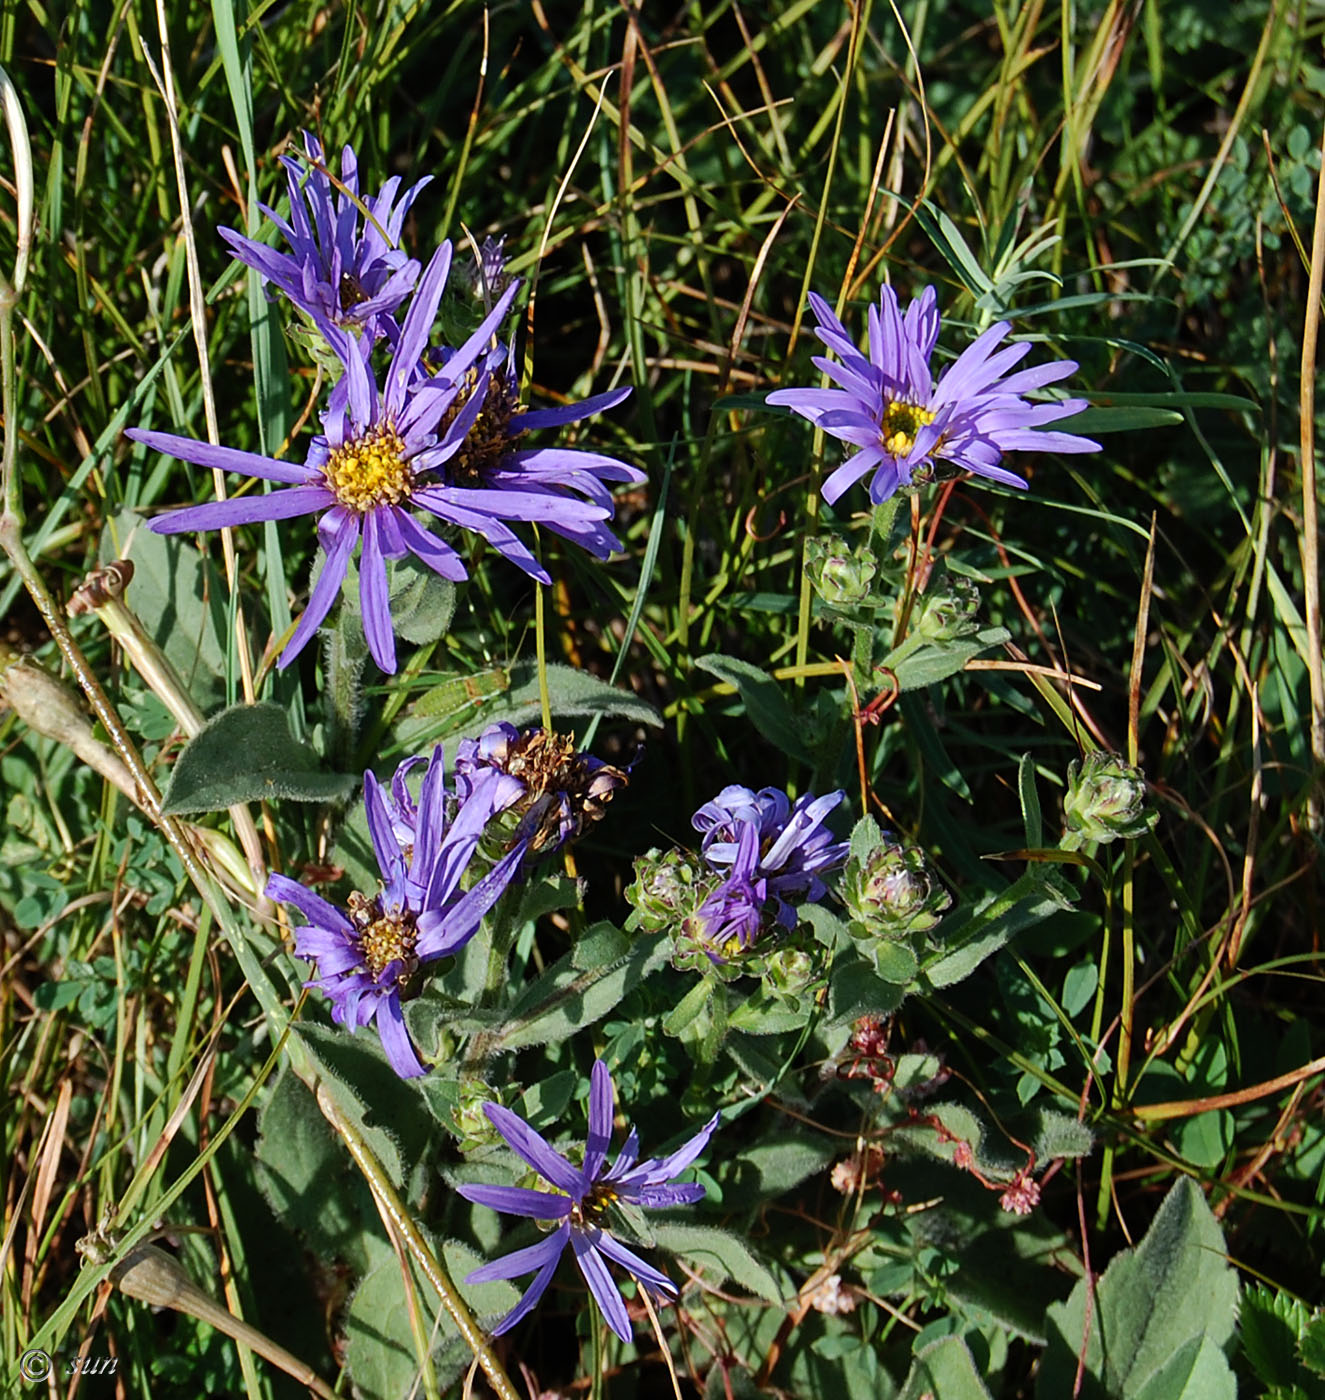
[452,1081,509,1151]
[1063,751,1155,843]
[842,838,951,940]
[625,847,717,934]
[804,535,877,608]
[911,572,981,642]
[760,943,819,999]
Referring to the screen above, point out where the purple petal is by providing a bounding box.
[388,241,453,413]
[457,1184,574,1219]
[265,873,353,934]
[147,485,332,534]
[278,509,359,668]
[483,1104,587,1196]
[363,771,407,893]
[583,1060,615,1182]
[126,429,311,485]
[590,1230,679,1301]
[359,511,397,673]
[571,1235,632,1343]
[518,386,632,431]
[470,1227,569,1335]
[375,995,426,1078]
[466,1224,567,1285]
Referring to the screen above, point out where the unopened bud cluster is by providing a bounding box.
[805,535,878,608]
[1063,751,1154,844]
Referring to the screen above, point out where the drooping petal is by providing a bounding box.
[570,1235,632,1343]
[466,1225,567,1285]
[590,1229,680,1301]
[359,510,397,674]
[375,995,427,1079]
[264,873,354,934]
[278,510,359,668]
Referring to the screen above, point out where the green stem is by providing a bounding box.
[313,1080,521,1400]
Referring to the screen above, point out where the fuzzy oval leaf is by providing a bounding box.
[649,1221,782,1303]
[899,1336,994,1400]
[695,653,815,764]
[160,702,356,813]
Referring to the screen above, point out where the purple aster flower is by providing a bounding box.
[692,784,848,928]
[685,820,769,958]
[453,723,630,864]
[424,333,645,569]
[220,131,431,337]
[128,244,612,674]
[767,285,1100,505]
[266,746,526,1078]
[459,1059,719,1342]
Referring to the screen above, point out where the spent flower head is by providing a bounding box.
[459,1060,718,1342]
[842,835,951,941]
[265,746,525,1077]
[454,723,630,866]
[221,132,430,338]
[767,285,1099,505]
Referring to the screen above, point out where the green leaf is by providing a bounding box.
[160,702,356,813]
[1300,1316,1325,1377]
[1039,1178,1238,1398]
[730,1134,836,1201]
[899,1336,995,1400]
[1019,752,1043,848]
[869,938,921,985]
[885,626,1011,691]
[1053,405,1183,433]
[826,948,907,1026]
[694,653,816,764]
[498,928,669,1050]
[1238,1284,1313,1390]
[1130,1336,1236,1400]
[921,871,1077,990]
[386,554,457,645]
[649,1221,782,1303]
[1031,1107,1094,1161]
[254,1067,364,1263]
[99,508,236,713]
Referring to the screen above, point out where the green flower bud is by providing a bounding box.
[842,839,951,939]
[912,572,980,642]
[805,535,878,607]
[625,847,718,933]
[452,1081,507,1152]
[1063,752,1155,843]
[761,943,819,999]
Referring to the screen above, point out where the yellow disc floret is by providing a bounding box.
[322,423,413,512]
[881,399,936,458]
[346,890,419,985]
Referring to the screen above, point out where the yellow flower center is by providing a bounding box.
[570,1183,620,1228]
[322,423,413,513]
[346,891,418,985]
[881,399,936,459]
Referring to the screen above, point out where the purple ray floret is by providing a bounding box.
[425,332,645,573]
[264,746,525,1078]
[767,285,1100,505]
[460,1059,718,1342]
[220,131,430,337]
[693,784,848,929]
[128,242,612,674]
